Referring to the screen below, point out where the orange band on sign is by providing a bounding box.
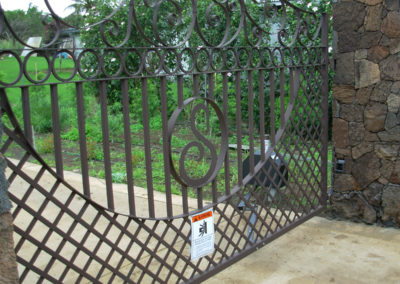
[192,211,212,223]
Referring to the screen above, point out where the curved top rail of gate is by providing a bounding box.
[0,0,327,220]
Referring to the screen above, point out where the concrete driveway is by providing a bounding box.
[205,216,400,284]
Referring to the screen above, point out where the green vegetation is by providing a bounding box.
[0,0,333,203]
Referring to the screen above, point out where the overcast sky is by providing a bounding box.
[1,0,75,17]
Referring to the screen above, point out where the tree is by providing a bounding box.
[2,5,44,42]
[67,0,96,15]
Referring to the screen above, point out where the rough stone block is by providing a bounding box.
[352,142,373,159]
[385,111,399,129]
[385,0,400,11]
[0,213,19,284]
[0,122,11,214]
[375,143,400,159]
[364,103,387,132]
[338,31,361,53]
[389,38,400,54]
[365,131,379,141]
[365,5,382,31]
[367,45,389,63]
[359,32,382,49]
[380,34,391,47]
[371,81,392,102]
[334,52,355,85]
[333,174,362,192]
[333,85,355,104]
[380,54,400,80]
[381,159,395,181]
[381,11,400,38]
[356,60,381,89]
[340,104,364,122]
[382,183,400,225]
[335,147,351,156]
[330,192,377,224]
[387,93,400,112]
[333,2,365,32]
[355,87,373,104]
[378,125,400,141]
[358,0,382,4]
[352,152,381,188]
[333,118,349,148]
[379,177,389,185]
[349,122,365,145]
[337,31,361,53]
[364,182,383,207]
[355,49,368,60]
[390,160,400,184]
[391,81,400,93]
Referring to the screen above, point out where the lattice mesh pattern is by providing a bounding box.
[1,84,325,282]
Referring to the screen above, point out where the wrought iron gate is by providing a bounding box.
[0,0,329,282]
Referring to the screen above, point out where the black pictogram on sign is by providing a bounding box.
[199,220,207,237]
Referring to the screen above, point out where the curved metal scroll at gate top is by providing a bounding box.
[0,0,329,283]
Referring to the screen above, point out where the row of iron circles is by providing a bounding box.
[0,47,322,86]
[0,49,78,86]
[76,47,321,77]
[74,46,322,76]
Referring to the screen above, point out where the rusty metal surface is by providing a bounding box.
[0,1,328,282]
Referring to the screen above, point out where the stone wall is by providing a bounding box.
[332,0,400,226]
[0,119,19,283]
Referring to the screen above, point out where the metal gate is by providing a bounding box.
[0,1,328,282]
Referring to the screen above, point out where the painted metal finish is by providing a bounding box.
[0,1,328,282]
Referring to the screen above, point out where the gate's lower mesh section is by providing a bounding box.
[5,155,321,283]
[1,91,324,283]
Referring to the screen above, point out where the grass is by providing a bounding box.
[0,55,76,86]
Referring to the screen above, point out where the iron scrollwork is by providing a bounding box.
[168,97,228,188]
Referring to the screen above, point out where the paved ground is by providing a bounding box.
[6,160,400,283]
[205,216,400,284]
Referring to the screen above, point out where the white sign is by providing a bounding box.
[190,209,214,260]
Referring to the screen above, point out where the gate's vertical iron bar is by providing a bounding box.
[270,70,276,147]
[321,13,329,206]
[99,81,114,210]
[182,185,189,214]
[222,73,230,195]
[50,84,63,178]
[21,87,33,144]
[193,74,203,209]
[160,76,173,217]
[121,79,136,215]
[208,73,218,203]
[75,82,90,197]
[289,68,295,104]
[235,71,243,185]
[248,70,254,175]
[193,74,199,97]
[208,73,214,100]
[280,68,285,127]
[259,70,265,161]
[197,188,203,209]
[141,77,155,218]
[177,75,184,108]
[177,75,188,213]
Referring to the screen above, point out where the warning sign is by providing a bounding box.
[190,209,214,260]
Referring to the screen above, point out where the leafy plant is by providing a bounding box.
[86,137,103,160]
[38,134,54,154]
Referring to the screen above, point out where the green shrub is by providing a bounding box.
[38,134,54,154]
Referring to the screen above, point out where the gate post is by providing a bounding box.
[0,118,19,283]
[321,12,329,206]
[332,0,400,226]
